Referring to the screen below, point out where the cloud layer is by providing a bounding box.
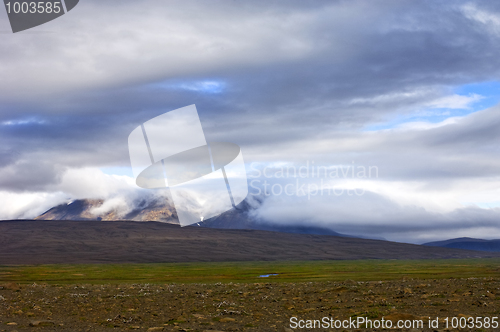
[2,0,500,243]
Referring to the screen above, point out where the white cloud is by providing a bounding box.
[424,93,483,109]
[89,196,131,218]
[0,167,139,219]
[0,191,68,219]
[1,117,47,126]
[54,167,136,199]
[391,117,460,131]
[0,0,340,100]
[462,3,500,36]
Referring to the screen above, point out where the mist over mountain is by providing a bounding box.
[36,198,178,224]
[36,197,357,238]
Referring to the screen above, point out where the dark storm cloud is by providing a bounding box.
[1,0,499,142]
[0,159,64,192]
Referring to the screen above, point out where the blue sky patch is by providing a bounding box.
[150,79,226,94]
[100,166,134,177]
[366,81,500,131]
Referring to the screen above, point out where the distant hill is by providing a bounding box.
[0,220,498,264]
[423,237,500,252]
[36,198,353,238]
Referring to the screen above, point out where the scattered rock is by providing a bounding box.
[6,322,18,325]
[473,300,488,307]
[219,317,235,322]
[29,320,55,327]
[0,278,498,330]
[2,283,21,291]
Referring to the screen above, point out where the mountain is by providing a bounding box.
[1,220,498,264]
[36,198,352,237]
[423,237,500,252]
[35,198,178,223]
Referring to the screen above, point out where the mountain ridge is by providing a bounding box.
[423,237,500,252]
[1,220,498,264]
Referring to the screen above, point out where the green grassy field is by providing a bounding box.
[1,259,499,284]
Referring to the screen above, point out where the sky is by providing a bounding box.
[2,0,500,243]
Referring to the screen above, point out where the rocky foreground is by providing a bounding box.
[1,278,499,331]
